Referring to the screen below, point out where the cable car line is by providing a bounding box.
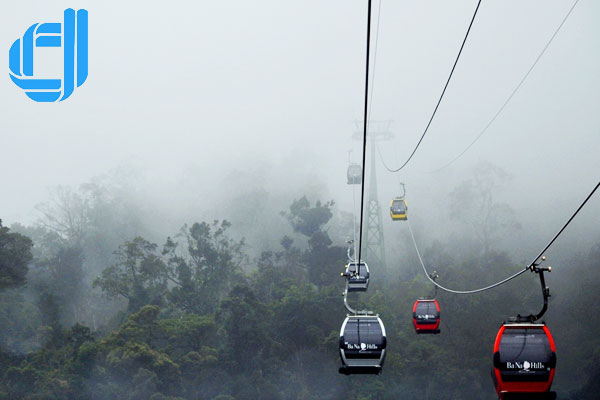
[338,4,389,376]
[430,0,580,173]
[357,0,373,267]
[515,181,600,322]
[353,0,380,262]
[351,155,359,261]
[338,0,591,380]
[408,219,528,294]
[407,180,600,295]
[341,0,374,317]
[352,185,358,261]
[368,0,383,125]
[526,180,599,272]
[379,0,482,173]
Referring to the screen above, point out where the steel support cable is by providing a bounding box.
[430,0,580,173]
[407,219,527,294]
[407,180,600,294]
[352,0,380,264]
[357,0,373,266]
[380,0,482,173]
[527,180,600,268]
[342,0,375,317]
[352,182,358,262]
[367,0,383,124]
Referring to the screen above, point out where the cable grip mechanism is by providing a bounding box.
[514,256,552,323]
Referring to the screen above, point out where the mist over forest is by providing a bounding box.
[1,0,599,399]
[1,157,598,399]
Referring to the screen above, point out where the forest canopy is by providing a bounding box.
[0,182,598,400]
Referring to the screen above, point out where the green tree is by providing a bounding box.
[4,365,39,399]
[166,221,245,314]
[283,196,334,237]
[94,237,169,312]
[0,219,33,290]
[87,306,183,397]
[283,197,345,287]
[219,284,274,373]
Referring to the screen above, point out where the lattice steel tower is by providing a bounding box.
[353,121,393,274]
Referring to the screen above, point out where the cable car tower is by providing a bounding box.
[353,120,393,274]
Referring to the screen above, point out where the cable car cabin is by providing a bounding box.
[347,164,362,185]
[344,262,370,292]
[339,315,386,375]
[412,299,440,334]
[390,198,408,220]
[492,323,556,398]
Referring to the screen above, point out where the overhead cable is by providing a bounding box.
[357,0,373,265]
[408,180,600,294]
[380,0,482,173]
[431,0,580,172]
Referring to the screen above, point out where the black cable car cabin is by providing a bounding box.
[347,164,362,185]
[339,315,386,375]
[492,323,556,398]
[390,198,407,220]
[412,299,440,334]
[344,262,369,292]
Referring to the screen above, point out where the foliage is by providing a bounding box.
[283,196,334,237]
[0,192,598,399]
[93,238,169,313]
[166,221,246,314]
[0,219,33,290]
[283,197,346,287]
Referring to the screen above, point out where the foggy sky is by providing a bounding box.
[1,0,599,263]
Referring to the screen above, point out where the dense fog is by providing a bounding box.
[1,1,598,399]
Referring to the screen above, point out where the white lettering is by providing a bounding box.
[344,341,378,351]
[505,360,546,370]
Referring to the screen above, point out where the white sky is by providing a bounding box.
[1,0,598,256]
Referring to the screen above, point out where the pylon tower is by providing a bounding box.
[353,121,393,275]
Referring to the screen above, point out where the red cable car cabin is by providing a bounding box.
[492,323,556,398]
[412,299,440,334]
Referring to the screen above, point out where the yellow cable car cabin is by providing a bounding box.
[390,198,407,221]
